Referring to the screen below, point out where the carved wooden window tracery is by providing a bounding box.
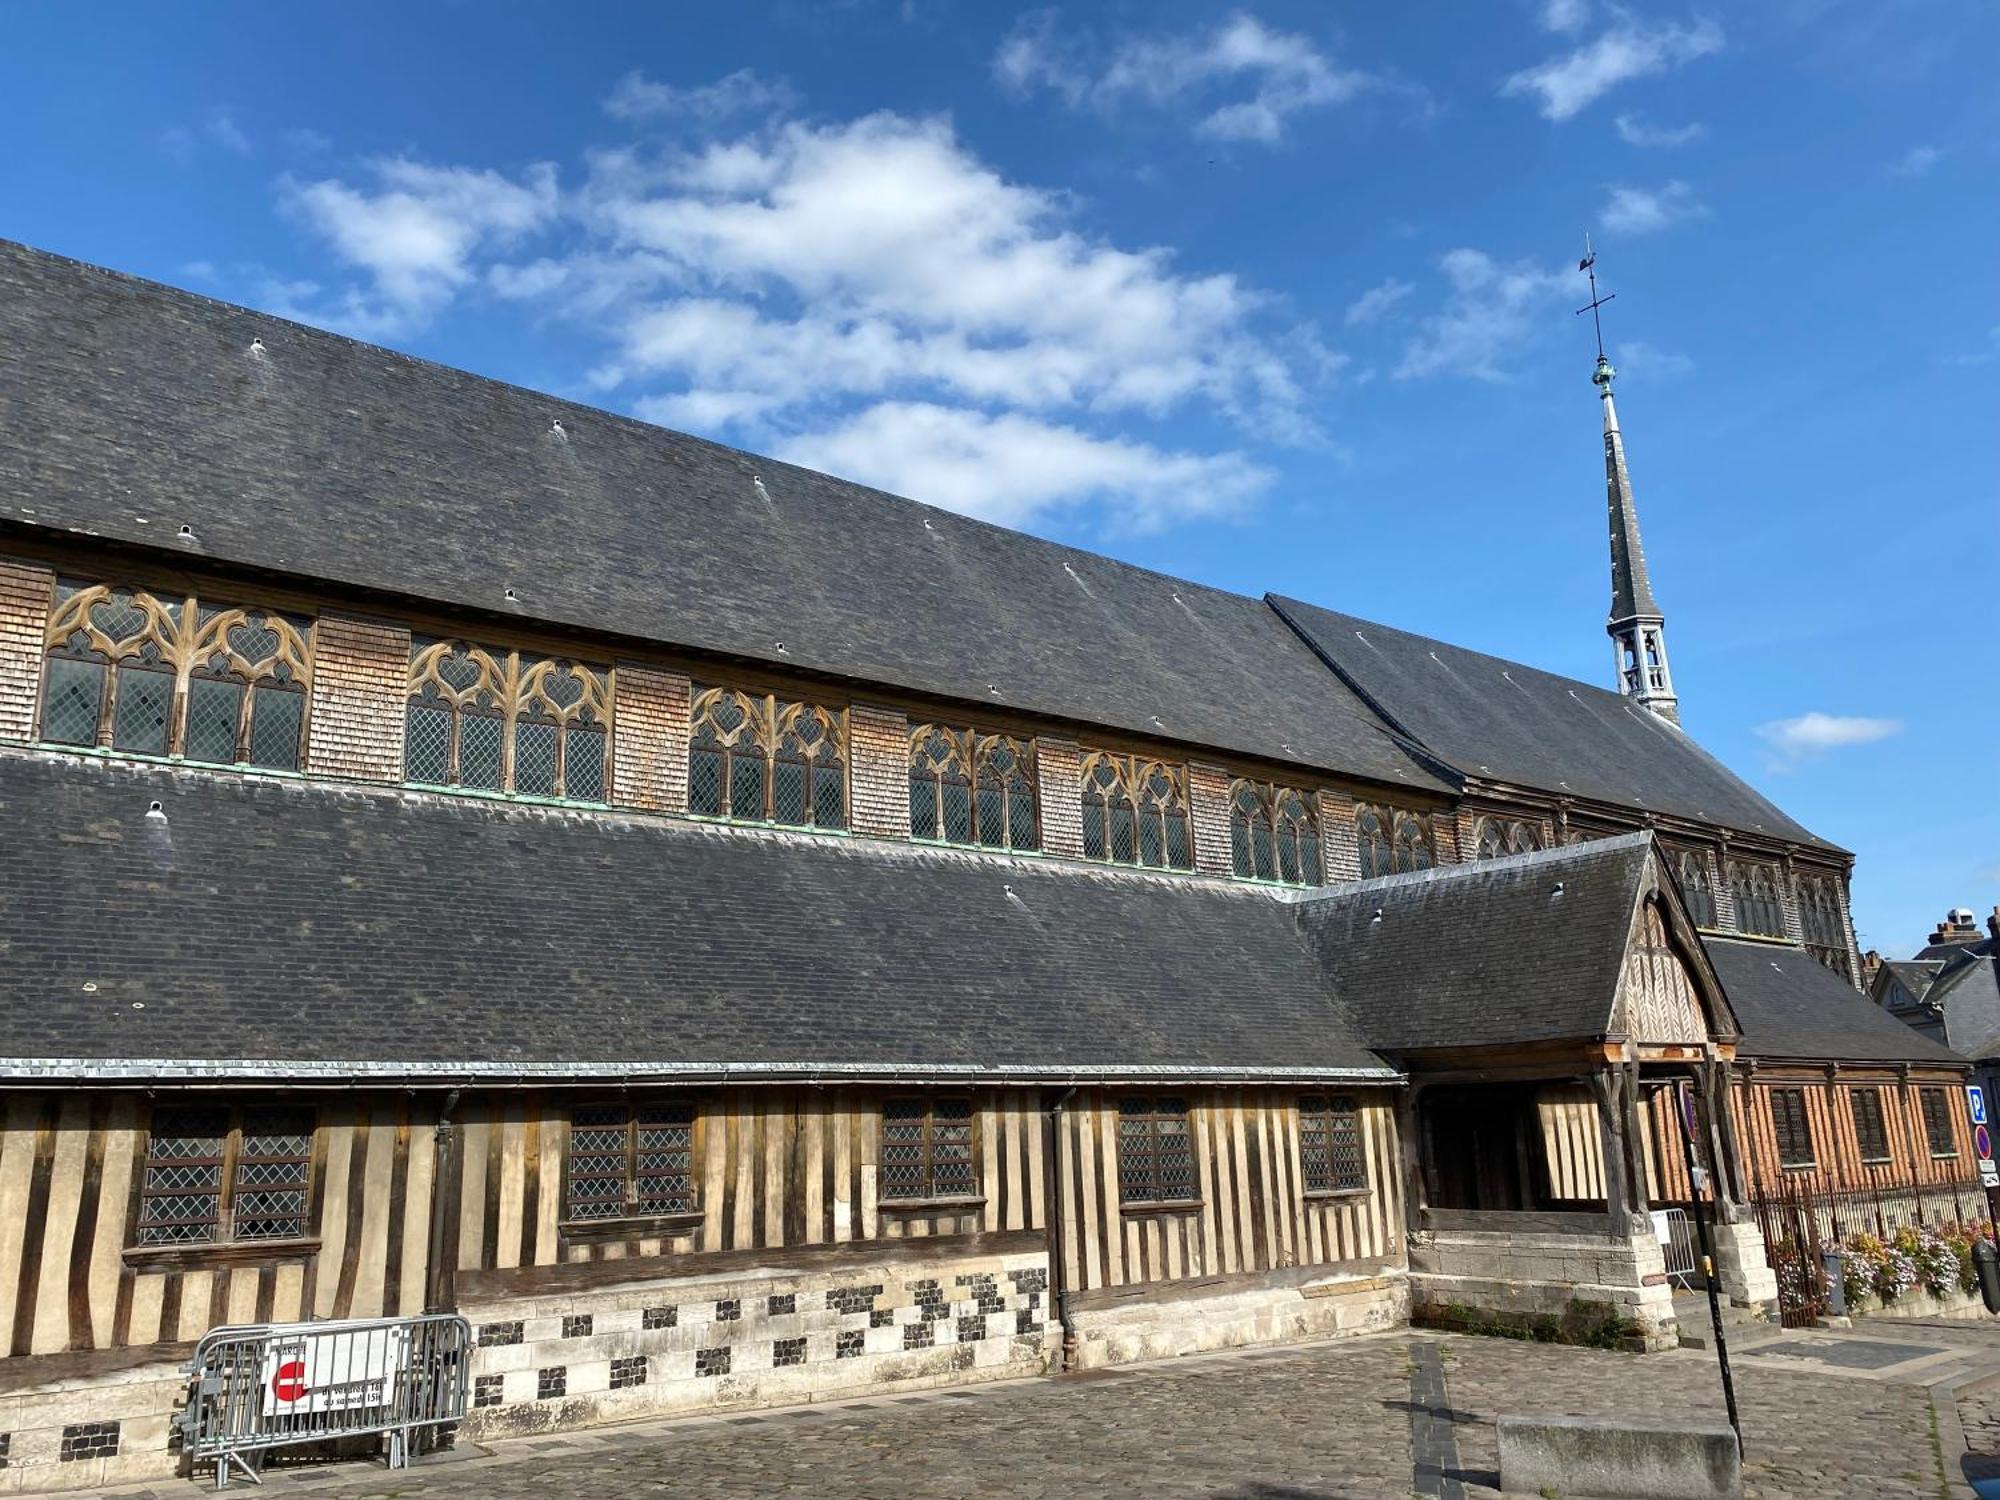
[1230,780,1323,885]
[687,687,846,830]
[1299,1095,1366,1194]
[1079,752,1192,871]
[907,725,1038,850]
[880,1097,977,1201]
[1673,850,1719,928]
[1357,804,1436,879]
[40,580,312,770]
[1798,873,1848,974]
[1727,860,1787,938]
[406,640,611,801]
[1472,816,1542,861]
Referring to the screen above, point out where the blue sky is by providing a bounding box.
[3,1,1994,954]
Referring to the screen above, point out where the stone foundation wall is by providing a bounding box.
[459,1244,1052,1440]
[1068,1267,1408,1370]
[1409,1217,1679,1352]
[0,1353,187,1493]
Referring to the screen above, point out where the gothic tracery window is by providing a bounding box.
[687,687,846,830]
[1079,751,1192,870]
[1356,803,1434,878]
[1673,849,1719,928]
[907,725,1038,850]
[406,640,612,801]
[1473,816,1542,861]
[1231,779,1323,885]
[1798,873,1849,974]
[1727,860,1787,938]
[40,579,311,771]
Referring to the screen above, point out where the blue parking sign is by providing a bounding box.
[1968,1085,1988,1127]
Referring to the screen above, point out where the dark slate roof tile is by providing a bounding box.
[1268,595,1837,851]
[0,750,1390,1081]
[1702,936,1965,1065]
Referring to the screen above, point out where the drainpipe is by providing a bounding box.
[1042,1086,1078,1370]
[424,1089,463,1315]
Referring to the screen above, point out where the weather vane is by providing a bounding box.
[1576,235,1617,383]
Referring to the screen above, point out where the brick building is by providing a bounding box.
[0,240,1972,1490]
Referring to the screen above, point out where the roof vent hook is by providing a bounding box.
[1552,881,1566,898]
[550,419,567,439]
[145,801,166,820]
[1370,907,1384,924]
[248,337,265,355]
[176,524,198,544]
[503,588,520,604]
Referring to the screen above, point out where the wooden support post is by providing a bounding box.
[1589,1070,1630,1225]
[1622,1060,1649,1216]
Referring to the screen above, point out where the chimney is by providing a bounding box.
[1928,907,1983,947]
[1989,906,1999,942]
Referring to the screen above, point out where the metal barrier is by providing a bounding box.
[179,1313,471,1488]
[1655,1207,1699,1290]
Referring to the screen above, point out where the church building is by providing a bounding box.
[0,240,1972,1491]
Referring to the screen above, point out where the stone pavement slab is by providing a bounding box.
[96,1323,2000,1500]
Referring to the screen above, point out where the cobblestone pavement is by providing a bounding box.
[116,1324,2000,1500]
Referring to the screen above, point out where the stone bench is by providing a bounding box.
[1498,1414,1741,1498]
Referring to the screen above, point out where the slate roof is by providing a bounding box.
[1289,834,1658,1053]
[1701,937,1965,1065]
[0,240,1443,797]
[1881,959,1946,1006]
[1268,595,1838,851]
[0,749,1392,1083]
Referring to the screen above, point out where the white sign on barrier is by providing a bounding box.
[259,1325,410,1418]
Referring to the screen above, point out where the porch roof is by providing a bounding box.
[1702,937,1967,1066]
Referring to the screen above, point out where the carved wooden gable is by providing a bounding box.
[1618,901,1708,1045]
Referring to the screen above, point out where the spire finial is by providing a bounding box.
[1576,235,1617,389]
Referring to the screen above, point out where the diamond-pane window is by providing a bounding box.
[40,656,104,745]
[687,688,845,830]
[135,1105,316,1248]
[1116,1098,1196,1206]
[113,665,174,754]
[246,685,304,771]
[908,727,1038,852]
[880,1098,977,1202]
[514,718,559,797]
[184,676,245,765]
[565,1102,698,1223]
[1299,1095,1366,1194]
[1080,753,1192,871]
[1231,782,1323,886]
[406,640,611,800]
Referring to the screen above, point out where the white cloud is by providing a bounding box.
[1540,0,1593,34]
[1614,112,1704,147]
[1598,180,1706,235]
[161,107,254,165]
[1395,249,1572,381]
[774,402,1271,531]
[279,158,559,333]
[1890,144,1943,178]
[1344,278,1414,326]
[1616,340,1694,380]
[1503,18,1722,121]
[1756,712,1903,765]
[996,10,1375,144]
[603,68,798,123]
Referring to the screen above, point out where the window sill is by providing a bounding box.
[1779,1163,1818,1173]
[879,1196,986,1213]
[1859,1157,1894,1167]
[123,1237,320,1272]
[1303,1188,1372,1203]
[1120,1199,1204,1216]
[559,1213,704,1245]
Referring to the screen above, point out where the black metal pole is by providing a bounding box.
[1680,1080,1742,1456]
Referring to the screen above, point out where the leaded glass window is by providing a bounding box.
[1798,873,1848,975]
[1230,780,1322,885]
[686,688,845,829]
[1849,1087,1891,1164]
[134,1104,315,1247]
[1727,861,1786,938]
[880,1097,977,1201]
[1079,752,1192,871]
[1472,817,1541,861]
[1769,1087,1815,1168]
[1299,1095,1366,1194]
[565,1102,698,1223]
[1356,806,1391,878]
[1357,804,1435,877]
[1674,849,1719,928]
[908,726,1038,851]
[39,581,311,770]
[406,640,611,800]
[1117,1097,1196,1206]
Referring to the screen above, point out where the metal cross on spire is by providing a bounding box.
[1576,234,1616,364]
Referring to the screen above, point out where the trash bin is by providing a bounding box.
[1973,1237,2000,1314]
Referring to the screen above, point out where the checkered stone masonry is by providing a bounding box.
[1035,735,1084,858]
[58,1422,118,1462]
[306,613,410,781]
[0,559,53,743]
[847,703,911,839]
[1189,762,1234,877]
[1319,790,1363,883]
[611,663,690,813]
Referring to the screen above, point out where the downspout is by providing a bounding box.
[424,1088,463,1315]
[1042,1086,1078,1370]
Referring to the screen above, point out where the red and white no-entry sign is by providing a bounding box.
[271,1359,309,1404]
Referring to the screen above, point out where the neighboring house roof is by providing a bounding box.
[1266,596,1838,852]
[0,240,1444,797]
[1916,937,2000,963]
[1877,959,1946,1010]
[1930,957,2000,1061]
[1289,834,1674,1054]
[0,749,1394,1084]
[1703,937,1966,1066]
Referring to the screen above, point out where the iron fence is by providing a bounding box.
[1747,1175,1988,1327]
[179,1313,471,1488]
